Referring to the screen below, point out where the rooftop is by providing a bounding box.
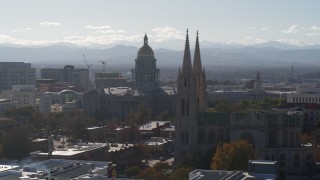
[30,142,107,157]
[139,121,171,130]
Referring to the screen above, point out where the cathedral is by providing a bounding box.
[83,34,176,120]
[175,30,313,178]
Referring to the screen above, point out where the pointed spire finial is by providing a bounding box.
[182,28,192,72]
[144,33,148,45]
[193,30,202,73]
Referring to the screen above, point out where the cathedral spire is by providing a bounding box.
[193,30,202,73]
[182,29,192,72]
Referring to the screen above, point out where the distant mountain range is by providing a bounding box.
[1,41,320,69]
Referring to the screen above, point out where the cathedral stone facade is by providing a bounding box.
[175,30,313,178]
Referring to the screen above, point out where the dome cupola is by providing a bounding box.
[137,34,154,59]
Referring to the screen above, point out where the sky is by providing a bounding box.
[0,0,320,47]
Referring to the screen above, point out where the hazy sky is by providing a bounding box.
[0,0,319,47]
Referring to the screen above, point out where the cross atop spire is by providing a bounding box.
[193,30,202,73]
[182,29,192,72]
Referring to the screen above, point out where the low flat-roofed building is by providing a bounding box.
[22,159,111,179]
[0,165,21,180]
[0,98,16,114]
[287,85,320,104]
[189,169,244,180]
[139,121,171,140]
[107,143,135,162]
[105,125,140,143]
[30,142,107,161]
[84,126,105,142]
[247,160,278,179]
[189,160,291,179]
[161,125,175,139]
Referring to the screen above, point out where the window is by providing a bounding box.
[282,131,288,146]
[269,130,277,147]
[280,153,286,166]
[217,129,225,143]
[185,99,189,116]
[265,154,270,160]
[185,132,189,143]
[198,129,205,144]
[181,132,184,143]
[208,129,215,143]
[181,99,185,115]
[294,153,300,167]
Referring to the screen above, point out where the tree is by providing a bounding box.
[3,127,31,160]
[170,167,194,180]
[125,103,152,125]
[4,106,35,118]
[135,144,152,163]
[211,139,256,171]
[154,162,170,171]
[155,111,176,122]
[212,99,232,112]
[125,166,141,178]
[136,167,165,180]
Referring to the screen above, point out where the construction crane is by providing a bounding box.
[82,53,93,91]
[82,53,92,69]
[99,60,107,73]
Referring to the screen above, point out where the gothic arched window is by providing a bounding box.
[294,153,300,167]
[282,131,288,146]
[198,129,205,144]
[280,153,286,166]
[181,132,184,143]
[265,154,270,160]
[217,129,225,143]
[185,99,189,116]
[269,130,277,147]
[208,129,215,143]
[181,99,185,115]
[185,132,189,143]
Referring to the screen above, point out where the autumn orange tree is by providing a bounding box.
[211,139,256,171]
[136,167,166,180]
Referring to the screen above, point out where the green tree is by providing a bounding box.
[155,111,176,122]
[212,99,231,112]
[211,139,256,171]
[170,167,194,180]
[135,144,152,163]
[125,103,152,125]
[4,106,35,117]
[125,166,141,178]
[3,127,31,160]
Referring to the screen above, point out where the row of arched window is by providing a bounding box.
[268,130,300,147]
[197,128,227,144]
